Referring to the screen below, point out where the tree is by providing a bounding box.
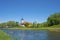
[24,22,30,27]
[7,21,18,27]
[0,21,20,28]
[32,21,37,28]
[0,23,7,28]
[15,22,19,26]
[47,13,60,26]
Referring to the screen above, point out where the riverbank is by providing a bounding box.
[0,30,12,40]
[1,25,60,32]
[1,27,60,32]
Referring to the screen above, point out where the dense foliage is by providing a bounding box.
[0,21,19,28]
[47,13,60,26]
[32,13,60,27]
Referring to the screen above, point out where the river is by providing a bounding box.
[1,29,60,40]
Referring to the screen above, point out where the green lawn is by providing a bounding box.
[0,30,12,40]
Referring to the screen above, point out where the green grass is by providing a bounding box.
[0,30,12,40]
[50,24,60,28]
[2,24,60,32]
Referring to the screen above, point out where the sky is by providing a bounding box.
[0,0,60,23]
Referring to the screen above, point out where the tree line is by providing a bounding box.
[0,21,19,28]
[0,12,60,28]
[26,12,60,28]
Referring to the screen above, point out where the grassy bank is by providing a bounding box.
[0,30,12,40]
[1,25,60,32]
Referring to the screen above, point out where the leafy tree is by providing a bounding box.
[24,22,30,27]
[15,22,19,26]
[47,13,60,26]
[0,21,20,28]
[32,21,37,28]
[0,23,7,28]
[7,21,18,27]
[37,23,40,27]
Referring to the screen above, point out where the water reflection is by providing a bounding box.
[1,29,60,40]
[48,31,60,40]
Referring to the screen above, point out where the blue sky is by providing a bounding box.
[0,0,60,23]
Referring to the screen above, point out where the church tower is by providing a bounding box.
[20,18,25,27]
[21,18,25,24]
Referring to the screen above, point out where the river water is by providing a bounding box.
[1,29,60,40]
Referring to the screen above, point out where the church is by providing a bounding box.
[20,18,32,26]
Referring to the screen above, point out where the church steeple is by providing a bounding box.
[21,18,25,24]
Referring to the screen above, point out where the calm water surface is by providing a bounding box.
[1,29,60,40]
